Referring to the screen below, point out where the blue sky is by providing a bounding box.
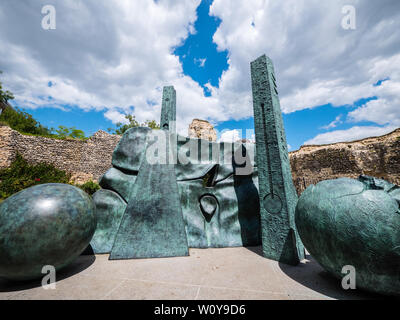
[25,0,231,137]
[2,0,400,150]
[174,0,228,94]
[23,106,117,135]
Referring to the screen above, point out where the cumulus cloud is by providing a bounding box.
[219,129,241,143]
[311,53,400,144]
[0,0,218,135]
[304,125,397,145]
[348,56,400,127]
[1,0,400,143]
[348,98,400,126]
[209,0,400,113]
[208,0,400,143]
[104,109,130,125]
[321,115,343,130]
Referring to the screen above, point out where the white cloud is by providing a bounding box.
[348,98,399,126]
[321,114,343,130]
[219,129,241,143]
[194,58,206,67]
[0,0,217,135]
[104,110,129,125]
[209,0,400,115]
[310,53,400,145]
[208,0,400,143]
[1,0,400,144]
[348,58,400,127]
[304,125,397,145]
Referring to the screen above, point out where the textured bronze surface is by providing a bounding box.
[296,176,400,296]
[251,55,304,265]
[0,184,96,280]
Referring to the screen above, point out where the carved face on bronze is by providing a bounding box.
[175,137,261,248]
[92,128,261,253]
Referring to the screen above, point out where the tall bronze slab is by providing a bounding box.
[109,86,189,259]
[160,86,176,132]
[109,141,189,259]
[251,55,304,265]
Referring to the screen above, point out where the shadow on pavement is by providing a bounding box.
[278,254,389,300]
[0,252,96,293]
[245,245,264,257]
[245,246,391,300]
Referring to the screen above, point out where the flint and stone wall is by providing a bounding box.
[0,125,121,184]
[290,128,400,194]
[1,124,399,193]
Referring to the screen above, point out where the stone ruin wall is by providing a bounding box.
[1,124,399,193]
[290,128,400,194]
[0,124,121,184]
[188,119,217,142]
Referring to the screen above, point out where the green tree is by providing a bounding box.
[110,114,160,135]
[70,127,86,139]
[54,125,69,138]
[0,71,52,136]
[55,125,86,139]
[144,119,161,130]
[0,71,14,103]
[0,106,53,136]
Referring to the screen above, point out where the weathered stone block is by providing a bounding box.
[188,119,217,142]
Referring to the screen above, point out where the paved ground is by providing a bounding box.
[0,246,384,300]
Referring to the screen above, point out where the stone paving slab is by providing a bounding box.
[0,247,384,300]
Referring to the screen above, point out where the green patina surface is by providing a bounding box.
[92,129,262,252]
[112,126,152,173]
[160,86,176,132]
[90,189,126,254]
[0,183,96,280]
[90,56,304,263]
[91,85,262,254]
[89,128,149,254]
[99,167,137,202]
[3,54,399,295]
[296,176,400,296]
[109,86,189,259]
[109,147,189,259]
[176,138,261,248]
[251,55,304,265]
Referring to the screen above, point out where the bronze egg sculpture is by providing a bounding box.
[0,183,97,281]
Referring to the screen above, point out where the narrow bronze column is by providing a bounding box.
[251,55,305,265]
